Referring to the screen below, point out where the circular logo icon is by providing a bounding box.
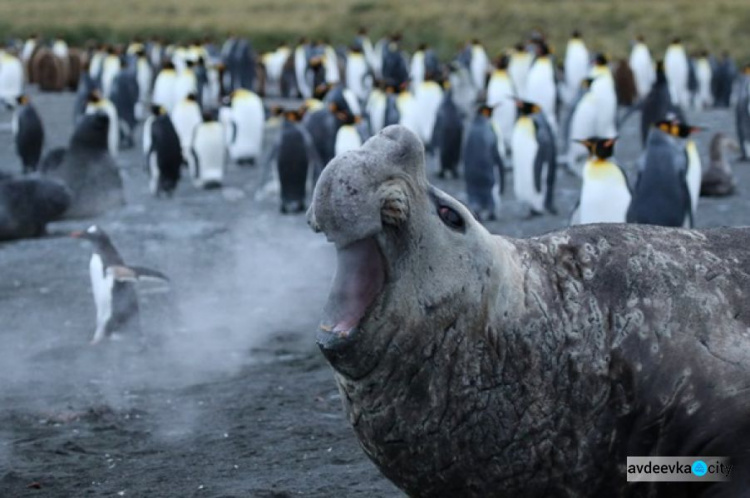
[692,460,708,476]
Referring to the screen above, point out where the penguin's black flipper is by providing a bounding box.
[569,199,581,226]
[108,265,170,283]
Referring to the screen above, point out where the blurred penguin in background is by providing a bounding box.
[346,43,371,103]
[564,77,596,174]
[701,133,739,196]
[693,51,713,109]
[629,35,655,101]
[13,94,44,174]
[147,106,182,197]
[736,64,750,161]
[188,111,227,189]
[152,61,178,113]
[463,103,504,221]
[101,47,122,99]
[222,88,264,166]
[171,93,203,158]
[524,41,557,131]
[563,30,589,104]
[486,54,516,159]
[110,67,139,148]
[664,38,690,108]
[712,51,737,108]
[412,68,444,156]
[512,99,558,216]
[85,90,119,158]
[508,43,532,97]
[432,82,464,179]
[589,54,617,138]
[134,50,153,120]
[613,58,638,107]
[0,50,25,106]
[468,39,490,96]
[627,120,693,228]
[640,61,685,146]
[570,137,631,225]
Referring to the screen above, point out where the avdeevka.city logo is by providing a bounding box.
[626,457,732,482]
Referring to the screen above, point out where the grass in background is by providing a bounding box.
[1,0,749,62]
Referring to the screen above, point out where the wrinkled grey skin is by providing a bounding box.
[308,125,750,498]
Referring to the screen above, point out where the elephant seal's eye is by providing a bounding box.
[438,205,464,230]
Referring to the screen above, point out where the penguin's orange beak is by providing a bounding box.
[70,231,83,238]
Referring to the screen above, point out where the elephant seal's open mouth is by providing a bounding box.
[318,237,386,350]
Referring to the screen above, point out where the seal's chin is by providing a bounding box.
[318,237,386,351]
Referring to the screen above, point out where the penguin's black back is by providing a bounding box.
[111,70,139,129]
[277,121,308,204]
[108,281,141,337]
[641,75,684,146]
[305,108,339,177]
[151,114,182,193]
[436,96,463,175]
[16,105,44,173]
[627,131,690,227]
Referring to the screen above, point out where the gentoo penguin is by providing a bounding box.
[589,54,617,138]
[737,65,750,161]
[693,51,713,109]
[563,31,589,104]
[486,55,516,157]
[262,108,321,213]
[171,93,202,156]
[564,77,597,173]
[101,48,122,99]
[0,176,70,241]
[188,111,226,189]
[463,104,504,221]
[85,90,119,158]
[639,61,684,146]
[0,51,25,105]
[508,43,532,97]
[147,107,182,196]
[432,85,464,179]
[569,137,631,225]
[664,38,690,108]
[468,39,489,94]
[71,225,168,344]
[13,95,44,174]
[109,69,139,148]
[523,41,558,130]
[511,99,557,216]
[627,121,692,227]
[701,133,739,196]
[629,35,655,100]
[224,88,264,165]
[152,62,178,113]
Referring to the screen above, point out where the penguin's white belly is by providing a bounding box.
[579,174,631,224]
[665,50,689,105]
[512,121,543,211]
[508,57,531,96]
[367,93,386,134]
[346,57,369,101]
[171,104,202,150]
[414,84,443,144]
[0,58,23,102]
[564,44,589,102]
[524,67,556,126]
[487,76,516,145]
[102,62,120,98]
[335,126,362,156]
[142,117,153,156]
[87,102,119,157]
[687,143,701,214]
[591,79,617,137]
[174,74,196,104]
[398,96,419,135]
[630,47,654,98]
[153,74,177,112]
[89,254,114,342]
[295,51,311,98]
[192,125,225,186]
[230,98,264,159]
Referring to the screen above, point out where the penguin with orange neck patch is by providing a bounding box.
[570,137,631,225]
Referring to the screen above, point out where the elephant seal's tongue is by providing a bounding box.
[319,237,385,349]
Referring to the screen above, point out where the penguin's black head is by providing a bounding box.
[514,43,525,53]
[576,137,616,159]
[417,43,427,52]
[656,119,703,138]
[535,42,550,57]
[594,53,608,66]
[202,110,217,122]
[87,89,102,104]
[494,54,510,70]
[313,83,331,100]
[476,102,494,118]
[571,30,582,39]
[70,225,109,244]
[16,94,29,105]
[515,99,541,116]
[283,109,301,122]
[672,37,682,45]
[186,93,197,102]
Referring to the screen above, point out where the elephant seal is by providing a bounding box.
[307,125,750,497]
[0,175,71,241]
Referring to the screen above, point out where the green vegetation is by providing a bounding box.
[2,0,749,62]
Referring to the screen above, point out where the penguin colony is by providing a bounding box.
[0,30,748,343]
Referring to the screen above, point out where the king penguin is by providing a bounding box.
[627,120,693,227]
[85,90,119,158]
[589,54,617,138]
[171,93,203,158]
[0,51,25,105]
[486,55,516,158]
[188,111,227,189]
[639,61,685,146]
[152,61,178,113]
[674,120,704,220]
[147,107,182,197]
[664,38,690,108]
[413,74,444,152]
[570,137,631,225]
[432,83,464,179]
[523,41,558,130]
[564,77,596,174]
[463,103,504,221]
[629,35,655,100]
[511,99,558,216]
[508,43,532,97]
[71,225,168,345]
[224,88,264,165]
[13,95,44,174]
[563,30,589,104]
